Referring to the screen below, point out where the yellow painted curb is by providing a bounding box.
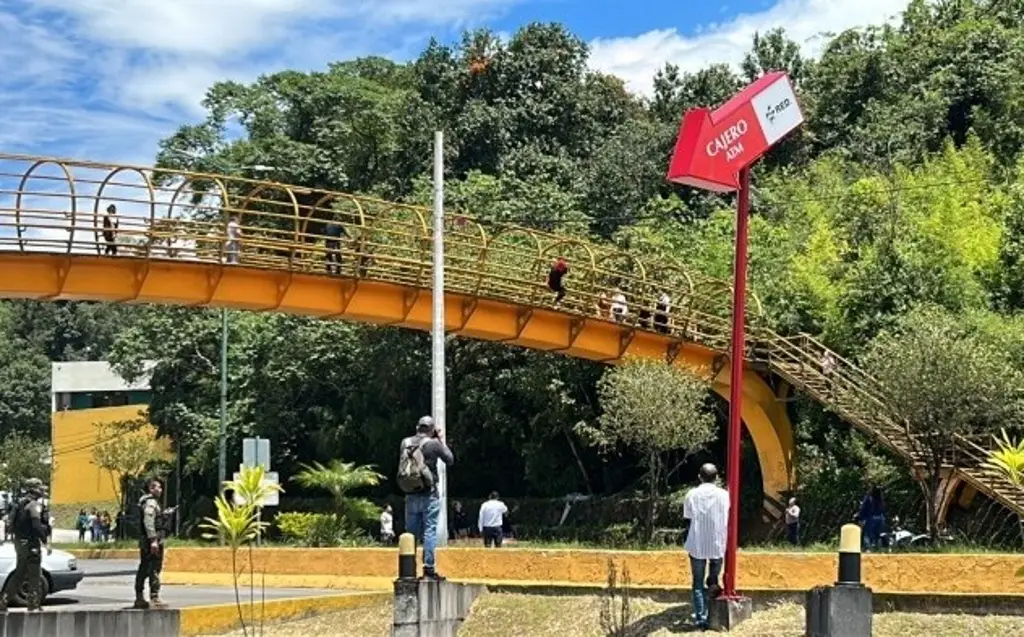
[156,547,1024,596]
[68,549,138,560]
[179,591,390,636]
[164,572,394,592]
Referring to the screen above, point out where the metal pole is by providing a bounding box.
[723,167,751,598]
[432,131,448,547]
[218,308,228,493]
[175,443,182,537]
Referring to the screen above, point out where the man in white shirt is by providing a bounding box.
[478,492,508,548]
[683,463,730,630]
[380,505,394,545]
[225,216,241,264]
[786,498,800,546]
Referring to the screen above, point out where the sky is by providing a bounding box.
[0,0,910,168]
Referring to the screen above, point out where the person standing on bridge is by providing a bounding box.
[324,218,347,276]
[397,416,454,580]
[103,204,119,256]
[547,257,568,304]
[225,216,241,265]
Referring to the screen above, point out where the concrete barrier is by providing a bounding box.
[392,580,486,637]
[157,547,1024,596]
[0,609,179,636]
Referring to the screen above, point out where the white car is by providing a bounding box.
[0,543,83,605]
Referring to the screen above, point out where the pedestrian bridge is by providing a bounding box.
[0,153,1018,525]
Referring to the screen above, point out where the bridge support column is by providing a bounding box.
[934,469,962,529]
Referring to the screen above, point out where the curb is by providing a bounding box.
[179,591,391,635]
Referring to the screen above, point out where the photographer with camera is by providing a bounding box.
[397,416,453,580]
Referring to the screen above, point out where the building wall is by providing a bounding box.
[50,405,152,505]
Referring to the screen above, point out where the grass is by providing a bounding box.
[208,594,1024,637]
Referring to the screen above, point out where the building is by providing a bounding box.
[50,361,155,505]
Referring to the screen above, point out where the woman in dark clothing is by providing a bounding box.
[858,487,886,550]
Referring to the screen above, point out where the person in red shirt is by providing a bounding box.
[547,257,568,304]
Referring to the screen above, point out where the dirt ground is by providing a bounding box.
[211,592,1024,637]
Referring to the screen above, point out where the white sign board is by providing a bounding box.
[242,437,271,471]
[751,74,804,146]
[232,471,279,507]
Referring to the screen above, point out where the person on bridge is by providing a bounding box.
[654,292,671,334]
[547,257,568,304]
[2,478,50,611]
[324,218,347,276]
[135,478,169,609]
[225,216,241,264]
[103,204,119,256]
[397,416,454,580]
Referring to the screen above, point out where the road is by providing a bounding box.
[45,560,341,610]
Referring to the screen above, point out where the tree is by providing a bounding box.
[861,307,1024,538]
[291,460,384,531]
[0,432,51,492]
[577,358,716,541]
[92,418,173,511]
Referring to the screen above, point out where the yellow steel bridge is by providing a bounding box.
[0,153,1018,525]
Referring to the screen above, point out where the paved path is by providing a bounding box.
[44,560,343,610]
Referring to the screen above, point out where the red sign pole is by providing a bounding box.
[666,71,803,610]
[723,167,751,598]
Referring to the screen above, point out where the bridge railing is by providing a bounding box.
[0,153,762,353]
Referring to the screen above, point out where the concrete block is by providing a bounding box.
[806,585,872,637]
[391,578,486,637]
[709,596,753,631]
[1,609,179,637]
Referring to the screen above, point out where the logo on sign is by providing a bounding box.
[706,119,749,162]
[764,97,792,125]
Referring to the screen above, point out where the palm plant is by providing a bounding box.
[199,466,283,637]
[291,460,384,532]
[984,429,1024,575]
[985,429,1024,487]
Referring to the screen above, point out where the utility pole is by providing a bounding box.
[218,308,228,492]
[432,131,448,546]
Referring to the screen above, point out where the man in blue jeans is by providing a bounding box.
[683,463,730,630]
[399,416,454,579]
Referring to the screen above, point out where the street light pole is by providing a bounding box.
[432,131,448,547]
[218,308,228,492]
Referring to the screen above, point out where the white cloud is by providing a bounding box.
[0,0,910,173]
[589,0,910,94]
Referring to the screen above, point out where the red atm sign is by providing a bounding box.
[667,72,804,193]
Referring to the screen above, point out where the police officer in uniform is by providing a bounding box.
[1,478,49,611]
[135,477,169,609]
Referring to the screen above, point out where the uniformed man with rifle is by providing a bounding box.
[1,478,50,611]
[134,477,175,610]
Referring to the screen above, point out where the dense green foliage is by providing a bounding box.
[4,0,1024,542]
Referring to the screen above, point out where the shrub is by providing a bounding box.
[275,512,348,547]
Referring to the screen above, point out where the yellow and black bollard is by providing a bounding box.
[837,523,862,585]
[805,524,872,637]
[398,533,417,580]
